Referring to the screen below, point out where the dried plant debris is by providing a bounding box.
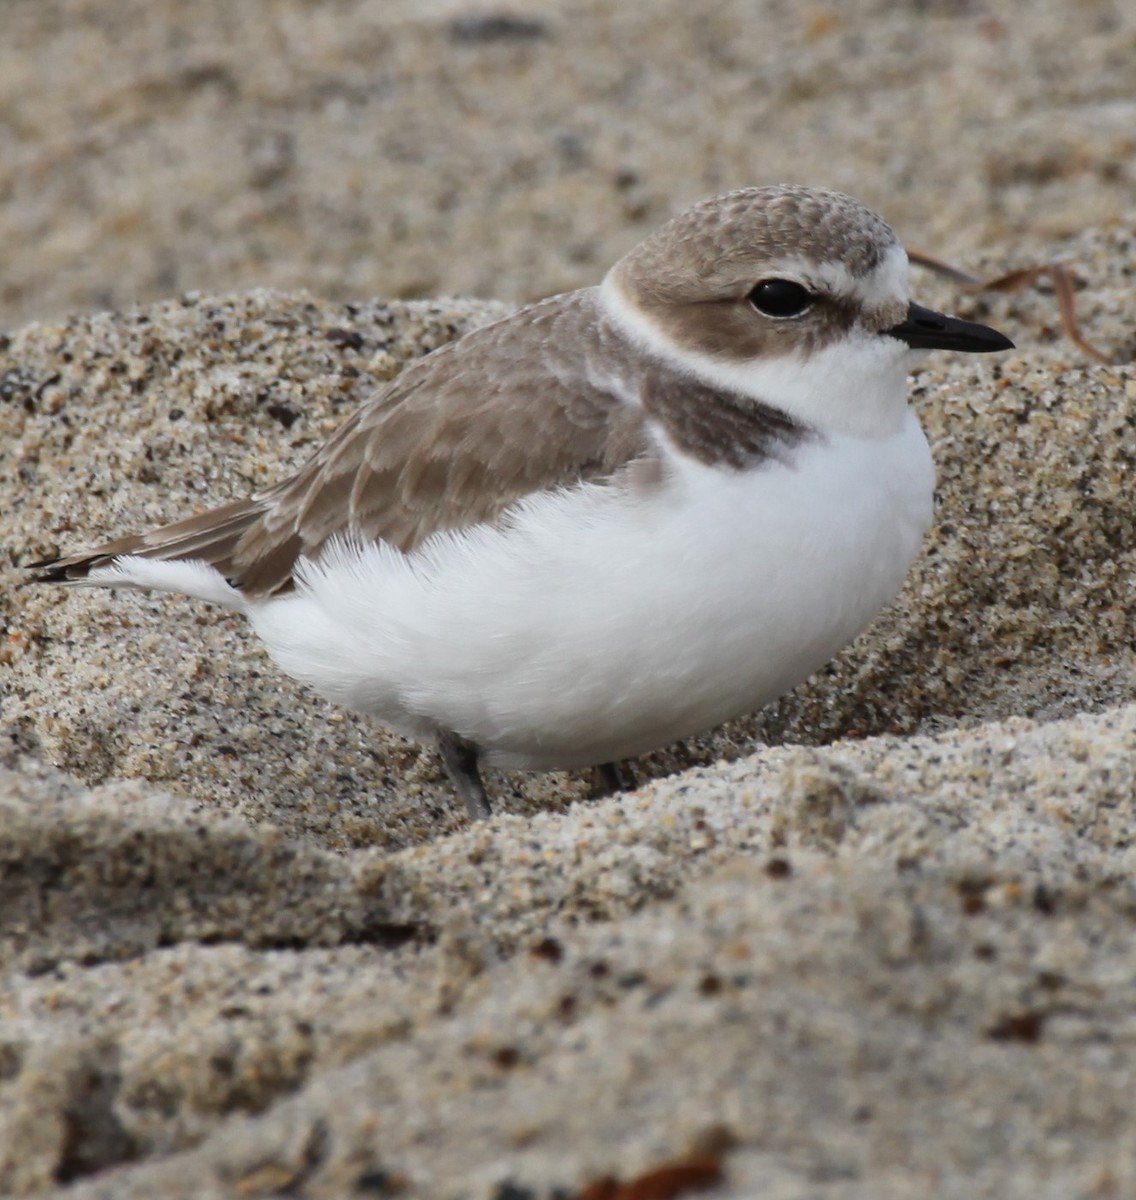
[577,1152,727,1200]
[910,250,1112,364]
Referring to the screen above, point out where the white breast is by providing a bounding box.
[248,410,933,770]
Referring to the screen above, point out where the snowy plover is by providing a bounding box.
[30,186,1012,818]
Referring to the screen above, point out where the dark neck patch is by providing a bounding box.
[640,366,812,469]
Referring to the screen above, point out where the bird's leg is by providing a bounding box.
[437,730,492,820]
[593,761,633,795]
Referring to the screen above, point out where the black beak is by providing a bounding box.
[886,302,1014,353]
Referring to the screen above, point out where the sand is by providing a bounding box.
[2,0,1135,1195]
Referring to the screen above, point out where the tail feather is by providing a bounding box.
[27,498,269,591]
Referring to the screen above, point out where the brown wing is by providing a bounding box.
[32,291,655,598]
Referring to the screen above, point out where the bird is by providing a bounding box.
[28,185,1013,820]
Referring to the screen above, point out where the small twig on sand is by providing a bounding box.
[909,251,1111,364]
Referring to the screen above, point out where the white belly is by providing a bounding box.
[250,413,934,769]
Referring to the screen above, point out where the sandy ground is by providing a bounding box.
[2,0,1135,1196]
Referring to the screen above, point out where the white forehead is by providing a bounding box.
[773,241,912,307]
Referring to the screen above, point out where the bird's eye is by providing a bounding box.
[747,279,814,318]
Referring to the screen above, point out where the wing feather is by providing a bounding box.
[33,291,657,598]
